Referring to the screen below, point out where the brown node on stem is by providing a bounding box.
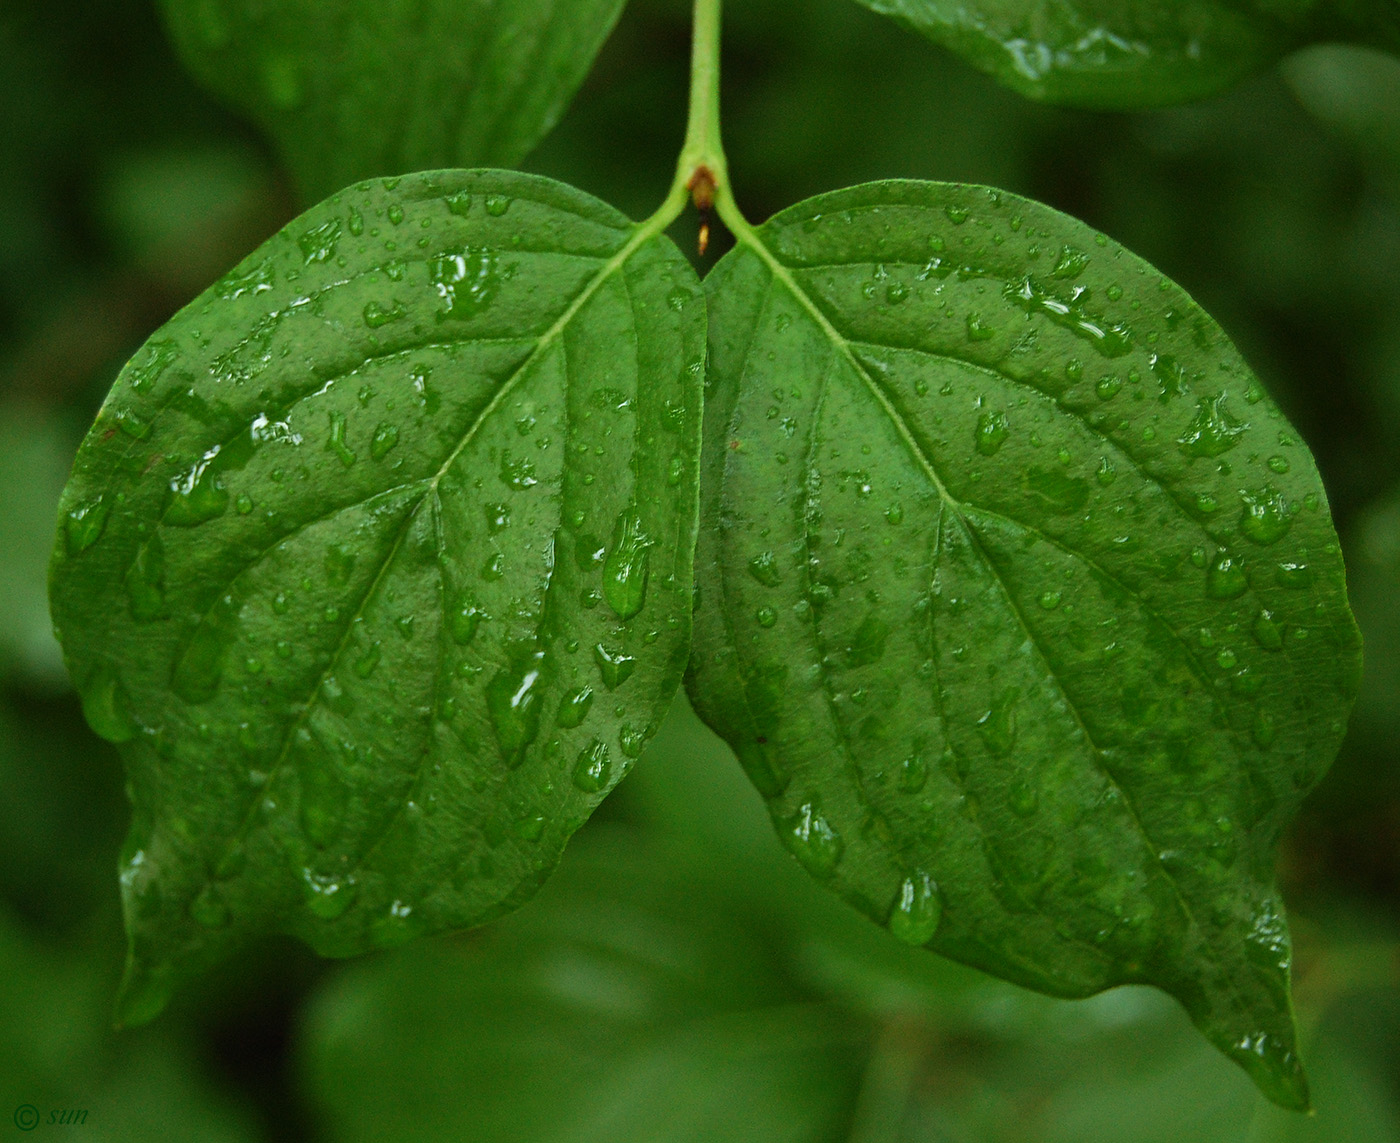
[687,165,718,256]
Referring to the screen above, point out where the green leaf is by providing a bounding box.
[158,0,628,200]
[688,179,1361,1110]
[48,168,704,1025]
[851,0,1400,109]
[300,830,867,1143]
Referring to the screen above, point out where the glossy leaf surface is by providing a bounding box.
[688,180,1361,1108]
[49,169,704,1024]
[158,0,628,200]
[852,0,1400,108]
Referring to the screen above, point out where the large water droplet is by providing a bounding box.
[747,551,781,587]
[975,410,1009,456]
[976,687,1019,756]
[65,496,112,554]
[164,452,228,526]
[298,218,342,264]
[1005,276,1132,357]
[1178,393,1247,458]
[81,667,138,743]
[1252,609,1283,651]
[487,647,547,764]
[603,510,651,620]
[451,595,485,645]
[1207,552,1249,600]
[556,686,593,728]
[124,535,168,621]
[593,643,636,690]
[301,868,357,920]
[889,870,942,945]
[429,246,500,320]
[780,801,844,877]
[572,739,612,793]
[1240,488,1291,546]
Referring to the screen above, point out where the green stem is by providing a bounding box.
[643,0,743,238]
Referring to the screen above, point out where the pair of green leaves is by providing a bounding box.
[50,165,1359,1112]
[50,0,1370,1113]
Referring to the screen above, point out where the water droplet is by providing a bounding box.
[1178,393,1247,457]
[747,551,781,587]
[486,647,547,764]
[1267,455,1290,474]
[976,687,1019,756]
[353,642,381,678]
[190,884,230,928]
[593,643,636,690]
[889,870,942,945]
[966,314,996,342]
[885,503,904,525]
[1216,647,1238,670]
[898,748,927,793]
[164,453,228,526]
[1240,488,1291,546]
[556,686,593,728]
[667,286,692,311]
[1096,457,1117,485]
[430,246,500,320]
[485,194,511,217]
[619,724,648,758]
[886,281,908,304]
[667,455,684,486]
[445,191,472,216]
[780,801,844,876]
[1095,375,1123,401]
[1252,610,1283,651]
[603,510,651,620]
[1051,245,1089,280]
[1038,590,1061,610]
[65,496,112,554]
[756,606,777,628]
[499,451,537,490]
[846,614,891,667]
[1207,552,1249,599]
[572,743,611,793]
[1005,276,1132,357]
[944,204,969,224]
[301,868,357,920]
[298,218,342,264]
[451,595,485,645]
[975,410,1009,456]
[216,257,275,300]
[371,422,399,460]
[363,300,405,328]
[124,535,167,621]
[387,204,405,226]
[481,552,505,581]
[81,667,137,743]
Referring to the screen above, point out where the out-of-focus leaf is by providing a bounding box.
[158,0,629,201]
[299,830,867,1143]
[851,0,1400,109]
[0,908,259,1143]
[0,694,124,930]
[0,401,75,687]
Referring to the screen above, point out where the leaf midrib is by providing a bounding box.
[734,227,1249,1011]
[193,217,667,908]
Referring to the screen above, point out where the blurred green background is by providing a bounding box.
[1,0,1398,1138]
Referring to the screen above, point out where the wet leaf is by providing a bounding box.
[48,169,703,1024]
[158,0,627,200]
[688,179,1361,1109]
[852,0,1400,109]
